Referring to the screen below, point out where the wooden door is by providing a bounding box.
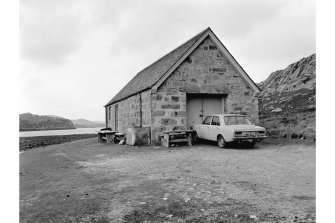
[115,104,118,131]
[187,95,223,129]
[203,97,222,116]
[187,96,202,128]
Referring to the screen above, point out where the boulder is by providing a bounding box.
[271,108,282,113]
[126,127,151,146]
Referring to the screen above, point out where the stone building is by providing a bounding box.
[104,27,261,144]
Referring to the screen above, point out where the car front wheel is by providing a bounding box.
[217,135,226,148]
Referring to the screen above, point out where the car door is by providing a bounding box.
[208,115,221,141]
[198,115,212,140]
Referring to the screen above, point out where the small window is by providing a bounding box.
[211,116,220,126]
[202,116,212,125]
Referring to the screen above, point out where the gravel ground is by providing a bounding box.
[20,138,315,223]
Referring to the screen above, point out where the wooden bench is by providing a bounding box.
[161,130,195,148]
[98,130,116,143]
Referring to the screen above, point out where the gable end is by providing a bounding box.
[152,28,261,93]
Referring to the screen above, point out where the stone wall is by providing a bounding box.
[151,91,187,143]
[106,90,151,133]
[151,36,259,144]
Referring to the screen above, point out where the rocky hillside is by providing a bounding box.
[258,54,316,139]
[71,119,105,128]
[20,113,76,131]
[259,54,315,95]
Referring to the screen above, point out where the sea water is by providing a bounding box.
[19,127,102,137]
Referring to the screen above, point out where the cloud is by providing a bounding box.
[106,0,287,59]
[20,0,288,67]
[20,0,144,67]
[20,0,85,66]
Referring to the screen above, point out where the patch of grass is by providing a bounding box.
[259,88,316,116]
[259,111,315,140]
[260,136,315,146]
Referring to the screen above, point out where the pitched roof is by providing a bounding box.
[105,28,209,106]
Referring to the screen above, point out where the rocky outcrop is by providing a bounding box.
[258,54,316,116]
[20,113,76,131]
[259,54,315,97]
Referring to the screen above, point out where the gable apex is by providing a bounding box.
[152,28,261,93]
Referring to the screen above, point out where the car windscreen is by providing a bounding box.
[224,116,253,125]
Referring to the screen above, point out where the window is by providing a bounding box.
[224,116,253,125]
[211,116,220,126]
[202,116,212,125]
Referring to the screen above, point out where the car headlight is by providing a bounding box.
[234,131,243,137]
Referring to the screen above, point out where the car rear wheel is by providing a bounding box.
[217,135,226,148]
[192,131,199,144]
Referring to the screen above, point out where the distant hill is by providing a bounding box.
[20,113,76,131]
[71,119,105,128]
[258,54,316,139]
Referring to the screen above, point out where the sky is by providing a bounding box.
[20,0,315,121]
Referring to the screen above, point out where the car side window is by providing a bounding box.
[202,116,212,125]
[211,116,220,126]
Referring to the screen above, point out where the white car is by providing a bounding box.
[192,114,267,148]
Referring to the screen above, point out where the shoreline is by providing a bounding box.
[19,127,77,132]
[19,134,97,152]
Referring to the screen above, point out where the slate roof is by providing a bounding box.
[105,28,209,106]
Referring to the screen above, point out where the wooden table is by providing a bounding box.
[161,130,195,148]
[98,130,117,143]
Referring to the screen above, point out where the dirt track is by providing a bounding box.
[20,138,315,223]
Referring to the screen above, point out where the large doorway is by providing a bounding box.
[186,94,226,128]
